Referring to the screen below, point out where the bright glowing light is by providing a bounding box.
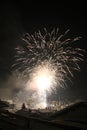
[33,65,54,91]
[36,74,51,90]
[26,61,57,94]
[13,28,84,109]
[25,62,57,108]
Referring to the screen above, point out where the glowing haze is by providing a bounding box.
[13,28,84,109]
[26,61,57,92]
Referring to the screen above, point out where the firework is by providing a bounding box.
[13,28,84,108]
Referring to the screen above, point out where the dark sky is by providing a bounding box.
[0,1,87,102]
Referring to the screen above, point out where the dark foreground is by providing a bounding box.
[0,101,87,130]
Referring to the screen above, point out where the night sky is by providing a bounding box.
[0,1,87,102]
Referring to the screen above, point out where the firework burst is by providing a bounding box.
[13,28,84,108]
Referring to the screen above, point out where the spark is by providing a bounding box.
[13,28,84,108]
